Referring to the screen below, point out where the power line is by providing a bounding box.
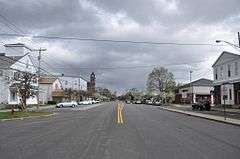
[0,14,25,34]
[0,20,21,34]
[36,59,208,70]
[0,33,221,46]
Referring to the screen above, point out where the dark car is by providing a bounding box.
[192,100,211,111]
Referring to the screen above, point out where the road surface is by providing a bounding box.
[0,102,240,159]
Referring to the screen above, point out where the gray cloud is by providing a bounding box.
[0,0,239,93]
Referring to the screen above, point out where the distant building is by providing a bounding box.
[175,78,214,104]
[59,75,87,91]
[212,51,240,105]
[0,43,37,106]
[59,75,88,101]
[87,72,96,95]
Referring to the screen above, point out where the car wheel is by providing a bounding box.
[72,104,75,108]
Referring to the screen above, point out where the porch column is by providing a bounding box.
[211,94,214,105]
[193,93,196,103]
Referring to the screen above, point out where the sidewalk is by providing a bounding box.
[171,104,240,114]
[160,105,240,126]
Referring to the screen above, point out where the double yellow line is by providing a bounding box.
[117,102,124,124]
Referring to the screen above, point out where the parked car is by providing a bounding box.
[135,100,142,104]
[126,100,131,104]
[192,100,211,111]
[94,100,100,104]
[146,100,153,105]
[79,100,92,105]
[153,100,161,106]
[56,101,78,108]
[91,99,100,104]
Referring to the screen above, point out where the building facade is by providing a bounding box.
[0,43,37,106]
[212,51,240,105]
[39,76,64,104]
[59,75,88,101]
[175,78,214,104]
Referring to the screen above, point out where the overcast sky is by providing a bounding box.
[0,0,240,94]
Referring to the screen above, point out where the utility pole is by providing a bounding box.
[238,32,240,48]
[190,70,193,104]
[34,48,46,109]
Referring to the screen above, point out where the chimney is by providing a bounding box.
[4,43,32,56]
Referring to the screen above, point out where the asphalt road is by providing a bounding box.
[0,102,240,159]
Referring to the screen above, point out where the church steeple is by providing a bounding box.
[90,72,96,82]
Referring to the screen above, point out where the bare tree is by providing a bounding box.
[146,67,176,102]
[10,71,37,110]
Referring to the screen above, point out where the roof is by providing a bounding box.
[39,77,58,84]
[180,78,213,88]
[212,51,240,67]
[0,54,23,68]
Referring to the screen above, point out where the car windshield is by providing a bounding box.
[0,1,240,159]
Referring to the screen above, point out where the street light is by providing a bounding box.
[216,40,240,49]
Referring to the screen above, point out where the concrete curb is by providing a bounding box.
[158,106,240,127]
[0,112,56,122]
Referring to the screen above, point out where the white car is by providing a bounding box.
[91,99,100,104]
[56,101,78,108]
[79,100,92,105]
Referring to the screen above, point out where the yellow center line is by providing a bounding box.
[116,102,124,124]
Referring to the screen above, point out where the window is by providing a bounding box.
[55,84,59,90]
[10,91,17,101]
[229,89,232,100]
[26,59,29,68]
[65,81,68,85]
[215,68,218,80]
[220,66,223,78]
[227,64,231,77]
[235,62,238,75]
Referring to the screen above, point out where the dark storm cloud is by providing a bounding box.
[0,0,239,93]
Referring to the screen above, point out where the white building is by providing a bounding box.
[39,76,64,104]
[176,78,214,104]
[0,43,38,106]
[212,51,240,105]
[59,75,87,91]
